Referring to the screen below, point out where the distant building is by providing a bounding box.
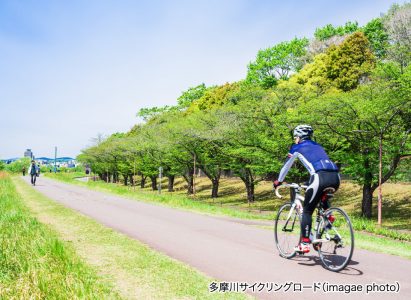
[24,149,33,159]
[36,156,77,168]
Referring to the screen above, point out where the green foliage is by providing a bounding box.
[246,38,309,88]
[325,32,375,91]
[177,83,208,108]
[362,18,389,58]
[288,53,336,96]
[189,82,240,111]
[289,32,375,93]
[0,160,5,171]
[5,157,31,174]
[314,21,359,41]
[137,105,176,121]
[296,76,410,188]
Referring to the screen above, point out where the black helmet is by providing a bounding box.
[293,124,313,140]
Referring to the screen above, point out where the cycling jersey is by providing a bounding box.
[278,140,338,182]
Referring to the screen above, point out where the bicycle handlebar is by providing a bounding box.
[275,183,308,199]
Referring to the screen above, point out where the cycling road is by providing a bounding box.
[22,177,410,300]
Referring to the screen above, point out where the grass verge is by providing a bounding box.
[0,172,120,299]
[12,175,249,299]
[46,173,272,221]
[44,173,411,260]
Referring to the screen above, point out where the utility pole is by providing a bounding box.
[158,166,163,194]
[378,130,383,226]
[133,157,136,192]
[193,153,196,196]
[54,146,57,173]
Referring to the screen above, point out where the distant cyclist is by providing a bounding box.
[273,125,340,253]
[29,160,39,186]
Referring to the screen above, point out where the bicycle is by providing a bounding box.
[273,183,354,272]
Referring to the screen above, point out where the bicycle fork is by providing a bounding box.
[283,200,303,232]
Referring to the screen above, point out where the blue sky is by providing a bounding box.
[0,0,400,159]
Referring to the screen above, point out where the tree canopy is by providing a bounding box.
[79,3,411,218]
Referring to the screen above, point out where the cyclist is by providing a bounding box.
[273,125,340,253]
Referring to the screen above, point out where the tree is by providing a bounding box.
[137,106,176,121]
[325,32,375,91]
[314,21,359,41]
[383,3,411,72]
[177,83,208,108]
[189,82,240,111]
[299,74,410,218]
[211,85,293,202]
[362,18,389,58]
[0,160,5,171]
[4,158,31,174]
[246,38,309,88]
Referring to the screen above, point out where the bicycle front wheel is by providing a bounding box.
[274,203,301,259]
[316,207,354,272]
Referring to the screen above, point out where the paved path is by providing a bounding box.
[23,177,411,299]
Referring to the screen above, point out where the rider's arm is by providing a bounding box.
[278,151,298,182]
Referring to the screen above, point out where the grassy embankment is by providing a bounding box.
[0,172,120,299]
[9,174,248,299]
[45,172,411,258]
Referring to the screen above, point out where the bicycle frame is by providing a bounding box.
[279,184,304,234]
[276,184,335,244]
[274,182,354,271]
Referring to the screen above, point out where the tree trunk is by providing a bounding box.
[183,167,194,195]
[246,181,255,203]
[150,176,158,191]
[211,179,219,198]
[239,169,255,203]
[140,175,146,188]
[129,174,134,186]
[124,174,128,186]
[167,175,175,192]
[183,174,194,195]
[201,168,221,198]
[361,157,374,218]
[362,184,374,218]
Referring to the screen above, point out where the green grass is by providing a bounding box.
[43,172,411,260]
[12,175,249,299]
[0,172,121,299]
[354,231,411,259]
[350,215,411,241]
[47,172,274,221]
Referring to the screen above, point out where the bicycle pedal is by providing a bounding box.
[313,243,322,251]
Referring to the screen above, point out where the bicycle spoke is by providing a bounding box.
[274,203,301,259]
[317,208,354,272]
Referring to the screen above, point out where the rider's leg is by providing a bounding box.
[297,172,341,253]
[316,172,340,229]
[295,174,322,253]
[301,174,322,240]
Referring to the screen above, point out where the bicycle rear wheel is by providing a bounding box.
[274,203,301,259]
[316,207,354,272]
